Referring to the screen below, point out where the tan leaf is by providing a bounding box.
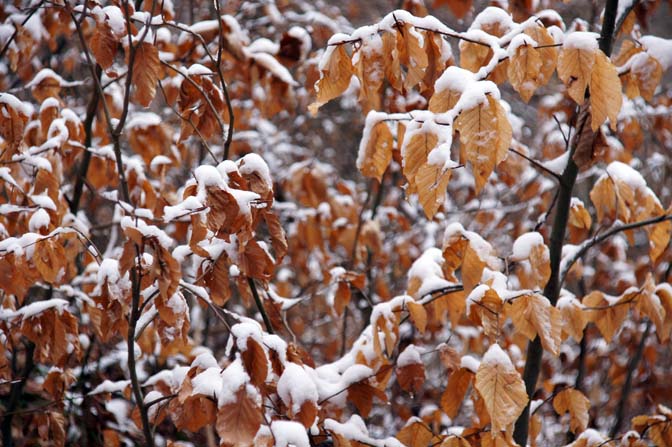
[439,345,461,374]
[396,361,426,394]
[358,119,394,182]
[468,286,503,340]
[348,380,387,417]
[558,37,596,104]
[553,388,591,434]
[416,160,453,219]
[635,274,667,342]
[396,419,434,447]
[434,0,472,19]
[507,36,544,102]
[381,32,403,92]
[632,54,663,101]
[407,300,428,334]
[130,42,160,107]
[422,31,453,94]
[402,127,438,193]
[309,44,353,114]
[508,294,562,356]
[354,34,385,112]
[589,50,622,130]
[474,344,528,436]
[557,295,588,342]
[523,24,558,88]
[241,337,269,387]
[216,387,262,446]
[91,20,118,70]
[582,291,629,343]
[440,367,473,417]
[440,435,471,447]
[648,216,671,263]
[455,95,512,193]
[396,22,429,90]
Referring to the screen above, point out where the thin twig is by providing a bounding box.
[559,214,672,287]
[248,277,275,335]
[609,320,651,438]
[508,147,561,181]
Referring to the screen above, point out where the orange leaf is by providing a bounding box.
[553,388,591,434]
[130,42,160,107]
[309,44,353,114]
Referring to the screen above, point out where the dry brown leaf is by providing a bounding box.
[558,296,588,342]
[415,160,453,219]
[434,0,473,19]
[359,120,394,182]
[508,40,543,102]
[582,291,629,343]
[396,419,434,447]
[91,20,118,70]
[402,127,438,193]
[407,300,428,334]
[396,22,429,90]
[558,40,596,104]
[589,50,622,130]
[508,294,562,356]
[553,388,591,434]
[241,337,269,387]
[216,387,262,446]
[309,44,353,114]
[440,435,471,447]
[455,95,512,193]
[440,367,473,417]
[354,34,385,112]
[396,361,426,394]
[474,344,528,436]
[130,42,160,107]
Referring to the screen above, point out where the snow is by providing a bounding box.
[277,363,319,414]
[323,415,404,447]
[288,26,312,58]
[640,36,672,70]
[231,321,265,353]
[563,32,599,51]
[466,285,489,316]
[238,153,272,186]
[191,367,222,397]
[25,68,66,89]
[270,420,310,447]
[120,216,173,248]
[126,112,162,129]
[249,52,298,86]
[605,161,647,190]
[407,248,453,298]
[576,428,605,444]
[218,359,252,406]
[89,379,131,395]
[247,38,279,54]
[28,208,50,232]
[511,232,544,261]
[0,92,33,116]
[357,111,390,170]
[507,34,537,57]
[481,343,513,368]
[39,97,60,112]
[470,7,514,32]
[394,346,421,370]
[460,355,481,373]
[187,64,212,76]
[150,155,172,170]
[102,6,126,36]
[194,165,224,187]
